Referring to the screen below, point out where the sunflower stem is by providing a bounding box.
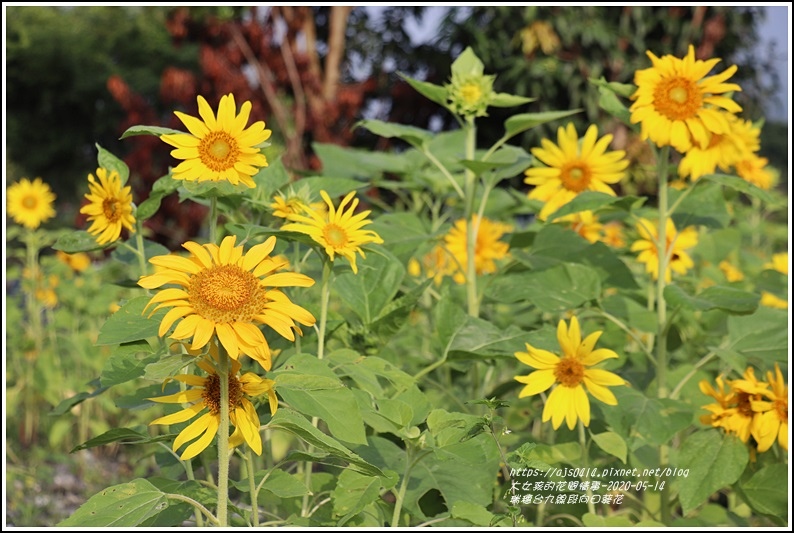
[463,115,479,318]
[209,196,218,244]
[216,343,231,526]
[23,230,44,445]
[577,421,596,515]
[134,216,148,278]
[317,260,332,361]
[245,449,260,526]
[655,144,672,524]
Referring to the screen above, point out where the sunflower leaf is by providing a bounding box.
[120,125,185,139]
[96,296,168,345]
[95,143,130,186]
[52,230,106,253]
[57,479,168,527]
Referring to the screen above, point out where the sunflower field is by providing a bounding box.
[5,37,789,529]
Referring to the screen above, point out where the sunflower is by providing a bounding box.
[138,235,316,371]
[764,252,788,275]
[631,218,699,282]
[149,352,278,460]
[408,244,457,286]
[161,94,271,188]
[723,368,769,444]
[281,190,383,274]
[760,291,787,310]
[601,220,626,248]
[556,211,603,243]
[56,251,92,273]
[443,215,512,284]
[718,260,744,282]
[677,114,760,180]
[735,153,777,190]
[751,364,788,452]
[699,375,734,430]
[514,316,626,430]
[524,123,629,221]
[271,194,309,220]
[79,168,136,245]
[630,45,742,153]
[7,177,56,230]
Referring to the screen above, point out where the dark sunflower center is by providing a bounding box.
[199,132,240,172]
[560,163,592,192]
[774,398,788,421]
[202,373,244,416]
[102,198,122,222]
[554,357,585,387]
[736,391,754,418]
[189,264,265,323]
[653,77,703,121]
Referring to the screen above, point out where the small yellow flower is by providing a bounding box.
[751,364,788,452]
[735,154,777,190]
[514,316,626,430]
[556,211,602,243]
[138,235,316,371]
[161,94,271,188]
[601,221,626,248]
[699,375,734,430]
[630,45,742,152]
[630,218,699,282]
[764,252,788,275]
[282,190,383,274]
[80,168,136,245]
[409,245,457,286]
[443,215,511,284]
[56,251,92,273]
[760,291,787,309]
[718,260,744,282]
[524,123,629,221]
[271,195,309,219]
[149,352,278,460]
[677,114,760,180]
[7,177,56,230]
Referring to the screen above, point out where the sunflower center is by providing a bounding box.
[202,373,244,416]
[560,164,592,192]
[774,398,788,421]
[189,264,265,323]
[102,198,122,222]
[22,195,39,209]
[460,83,482,105]
[199,132,240,172]
[653,77,703,121]
[323,224,349,249]
[554,357,585,387]
[736,392,754,418]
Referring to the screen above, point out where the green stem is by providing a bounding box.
[134,216,148,277]
[317,261,332,360]
[421,148,465,200]
[391,447,414,527]
[578,421,596,515]
[463,116,479,318]
[670,349,718,400]
[216,344,231,526]
[245,449,260,527]
[209,197,218,244]
[655,144,672,524]
[23,231,43,445]
[165,494,220,526]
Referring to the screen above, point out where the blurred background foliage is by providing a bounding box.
[5,5,787,246]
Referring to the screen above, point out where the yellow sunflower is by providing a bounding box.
[514,316,626,430]
[443,215,512,284]
[718,260,744,282]
[677,114,760,180]
[735,153,777,190]
[161,94,271,188]
[764,252,788,275]
[408,244,457,286]
[138,235,316,371]
[630,44,742,152]
[760,291,787,310]
[6,177,56,230]
[149,352,278,460]
[271,194,309,220]
[631,218,699,282]
[724,368,769,444]
[524,123,629,221]
[56,251,92,273]
[699,375,734,430]
[751,364,788,452]
[556,211,602,243]
[79,168,136,245]
[601,220,626,248]
[281,190,383,274]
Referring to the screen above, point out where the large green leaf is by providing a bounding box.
[231,469,309,500]
[671,182,731,229]
[274,354,367,445]
[52,230,106,253]
[355,118,433,148]
[333,248,405,325]
[487,263,601,312]
[398,73,448,107]
[702,173,777,205]
[735,465,788,519]
[327,349,415,398]
[100,341,159,387]
[331,470,386,523]
[294,176,368,198]
[590,431,627,464]
[143,353,196,382]
[58,479,168,527]
[678,430,749,516]
[503,109,582,139]
[267,408,384,477]
[723,306,788,366]
[312,143,411,179]
[95,143,130,185]
[120,124,184,138]
[96,296,167,345]
[665,284,760,315]
[70,427,172,453]
[546,191,644,221]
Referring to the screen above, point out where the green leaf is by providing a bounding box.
[96,143,130,185]
[589,77,636,98]
[354,118,433,148]
[489,92,535,107]
[671,182,731,229]
[331,470,384,522]
[52,230,105,253]
[724,307,788,366]
[503,109,582,140]
[447,318,527,360]
[100,341,159,387]
[294,176,368,198]
[334,248,405,324]
[111,238,169,267]
[70,427,172,453]
[275,356,367,445]
[120,124,185,139]
[267,408,384,477]
[327,350,415,398]
[49,379,108,416]
[58,479,168,527]
[546,191,643,221]
[702,173,777,205]
[231,469,309,499]
[735,465,788,519]
[450,501,499,526]
[96,296,166,345]
[368,212,429,262]
[143,353,196,382]
[487,263,601,312]
[133,194,161,221]
[312,143,411,179]
[665,284,760,315]
[582,513,635,527]
[399,73,448,107]
[370,278,432,339]
[678,430,749,516]
[179,178,248,199]
[590,431,627,464]
[603,388,694,450]
[450,46,484,77]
